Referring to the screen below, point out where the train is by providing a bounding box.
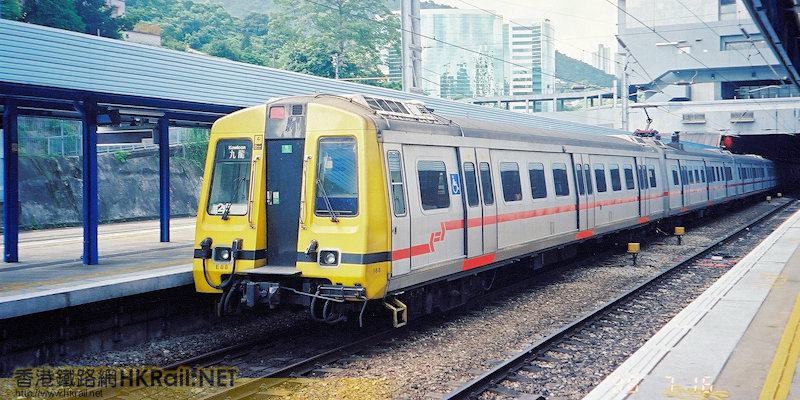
[192,94,777,326]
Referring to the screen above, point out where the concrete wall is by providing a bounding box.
[18,148,203,229]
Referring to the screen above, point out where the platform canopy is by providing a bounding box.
[0,19,628,265]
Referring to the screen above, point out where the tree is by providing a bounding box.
[272,0,399,80]
[24,0,85,32]
[75,0,131,38]
[1,0,23,20]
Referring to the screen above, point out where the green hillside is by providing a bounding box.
[556,51,616,89]
[201,0,451,17]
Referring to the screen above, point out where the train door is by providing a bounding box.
[266,138,304,266]
[646,160,664,216]
[635,157,650,218]
[573,154,595,232]
[384,144,410,276]
[476,148,498,254]
[667,159,683,212]
[404,145,465,270]
[458,148,483,258]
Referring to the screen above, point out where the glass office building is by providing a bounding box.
[420,9,508,99]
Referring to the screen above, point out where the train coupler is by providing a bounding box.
[242,281,281,309]
[383,297,408,328]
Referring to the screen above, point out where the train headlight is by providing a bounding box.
[318,250,339,267]
[213,246,233,263]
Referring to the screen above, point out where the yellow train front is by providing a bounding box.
[193,95,395,325]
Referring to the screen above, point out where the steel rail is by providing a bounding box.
[442,198,795,400]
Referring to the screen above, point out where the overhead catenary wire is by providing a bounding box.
[608,0,794,134]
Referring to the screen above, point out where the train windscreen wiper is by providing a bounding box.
[315,178,339,222]
[221,177,245,220]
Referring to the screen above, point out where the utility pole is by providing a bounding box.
[401,0,422,93]
[617,36,630,132]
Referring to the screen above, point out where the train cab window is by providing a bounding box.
[315,137,358,216]
[624,165,635,190]
[479,162,495,205]
[575,164,585,195]
[671,167,679,186]
[584,164,594,194]
[609,164,622,191]
[418,160,450,210]
[207,139,253,216]
[463,162,479,207]
[648,166,657,188]
[594,164,607,193]
[500,162,522,202]
[552,163,570,197]
[528,162,547,199]
[387,151,406,216]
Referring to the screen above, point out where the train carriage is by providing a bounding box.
[193,94,777,326]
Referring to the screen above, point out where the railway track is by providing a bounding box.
[82,198,786,400]
[442,199,796,400]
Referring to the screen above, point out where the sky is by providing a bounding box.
[429,0,619,66]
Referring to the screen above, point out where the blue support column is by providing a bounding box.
[78,100,99,265]
[3,98,19,262]
[157,116,170,242]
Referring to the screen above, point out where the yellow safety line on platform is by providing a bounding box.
[759,292,800,400]
[0,259,192,293]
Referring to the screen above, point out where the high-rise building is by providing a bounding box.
[592,44,612,75]
[420,9,507,99]
[509,19,555,111]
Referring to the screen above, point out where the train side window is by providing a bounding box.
[418,160,450,210]
[552,163,570,196]
[671,167,679,186]
[479,162,494,205]
[528,162,547,199]
[648,166,657,188]
[609,164,622,191]
[694,169,700,183]
[594,163,607,193]
[624,165,635,190]
[716,167,722,181]
[387,151,406,216]
[725,166,732,181]
[700,169,706,183]
[584,164,593,194]
[575,164,585,195]
[463,162,479,207]
[500,162,522,202]
[688,168,695,184]
[681,166,687,184]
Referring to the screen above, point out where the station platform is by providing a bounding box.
[0,218,196,320]
[584,206,800,400]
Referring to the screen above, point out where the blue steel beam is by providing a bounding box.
[3,98,19,262]
[157,116,170,242]
[75,99,99,265]
[0,83,239,115]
